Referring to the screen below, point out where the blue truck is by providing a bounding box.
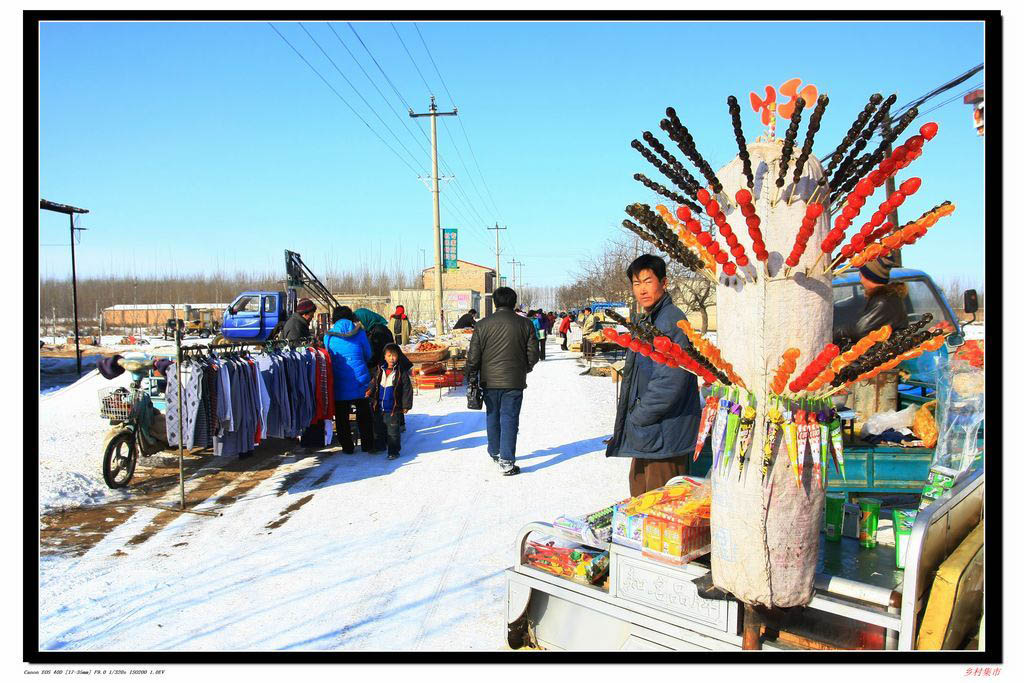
[219,250,340,342]
[692,268,980,495]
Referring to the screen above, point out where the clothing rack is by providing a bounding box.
[166,333,321,512]
[176,336,320,359]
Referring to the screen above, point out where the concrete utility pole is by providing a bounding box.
[40,199,89,375]
[410,96,458,335]
[510,258,524,292]
[488,223,506,314]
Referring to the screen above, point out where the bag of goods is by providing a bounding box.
[912,400,939,449]
[524,537,609,586]
[554,505,613,546]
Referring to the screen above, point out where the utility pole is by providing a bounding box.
[487,223,506,315]
[410,96,458,336]
[510,259,524,292]
[40,199,88,375]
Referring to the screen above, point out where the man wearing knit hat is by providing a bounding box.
[282,298,316,343]
[836,255,909,341]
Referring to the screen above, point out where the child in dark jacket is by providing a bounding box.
[367,343,414,459]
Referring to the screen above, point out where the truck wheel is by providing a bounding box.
[103,430,137,488]
[211,334,227,346]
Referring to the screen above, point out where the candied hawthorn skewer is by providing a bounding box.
[770,348,800,395]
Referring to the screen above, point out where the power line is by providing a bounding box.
[918,82,984,118]
[297,22,426,175]
[390,22,434,95]
[348,21,494,243]
[267,22,421,177]
[326,22,433,163]
[414,22,505,223]
[893,63,984,118]
[348,22,415,111]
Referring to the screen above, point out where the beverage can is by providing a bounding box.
[824,492,845,542]
[858,497,881,548]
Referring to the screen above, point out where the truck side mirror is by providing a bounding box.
[963,289,978,315]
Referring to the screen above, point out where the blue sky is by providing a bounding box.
[38,20,986,290]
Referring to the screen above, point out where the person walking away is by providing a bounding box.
[367,343,413,460]
[558,311,572,350]
[466,287,539,476]
[605,255,702,497]
[533,310,547,361]
[281,298,316,342]
[325,306,376,454]
[453,309,478,330]
[391,305,413,346]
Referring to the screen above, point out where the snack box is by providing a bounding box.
[612,500,645,549]
[524,537,609,586]
[641,511,711,567]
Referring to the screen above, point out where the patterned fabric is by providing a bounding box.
[166,361,181,448]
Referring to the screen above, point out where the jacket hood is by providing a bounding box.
[328,318,363,338]
[354,308,388,331]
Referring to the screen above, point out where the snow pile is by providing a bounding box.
[38,369,132,512]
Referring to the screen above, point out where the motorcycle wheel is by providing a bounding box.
[102,430,137,488]
[200,329,210,338]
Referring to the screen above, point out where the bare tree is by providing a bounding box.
[556,231,716,327]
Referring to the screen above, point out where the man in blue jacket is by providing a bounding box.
[325,306,375,454]
[605,254,702,497]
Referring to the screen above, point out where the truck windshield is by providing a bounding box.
[833,276,954,334]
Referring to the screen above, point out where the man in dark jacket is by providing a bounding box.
[606,255,702,497]
[466,287,539,476]
[281,298,316,342]
[453,309,477,329]
[834,255,910,342]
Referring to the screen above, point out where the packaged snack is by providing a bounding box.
[612,501,645,548]
[641,483,712,566]
[554,505,613,546]
[524,537,610,586]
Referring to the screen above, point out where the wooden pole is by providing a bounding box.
[742,604,764,650]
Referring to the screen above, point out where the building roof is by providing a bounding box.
[422,259,495,273]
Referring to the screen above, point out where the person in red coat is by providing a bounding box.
[558,312,572,350]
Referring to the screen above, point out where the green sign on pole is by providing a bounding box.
[500,276,507,287]
[443,228,458,270]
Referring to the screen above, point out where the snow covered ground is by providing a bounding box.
[36,342,629,651]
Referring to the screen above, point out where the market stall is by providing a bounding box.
[508,81,984,650]
[506,469,983,651]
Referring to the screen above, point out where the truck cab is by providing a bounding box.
[832,268,964,386]
[221,291,287,341]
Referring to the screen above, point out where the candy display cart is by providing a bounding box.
[505,469,983,651]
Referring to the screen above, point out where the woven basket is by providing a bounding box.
[405,347,450,364]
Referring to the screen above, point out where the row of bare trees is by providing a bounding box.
[553,233,716,333]
[39,264,420,331]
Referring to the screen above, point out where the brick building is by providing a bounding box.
[102,303,228,331]
[422,259,497,315]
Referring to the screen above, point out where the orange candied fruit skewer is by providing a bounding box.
[770,348,800,394]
